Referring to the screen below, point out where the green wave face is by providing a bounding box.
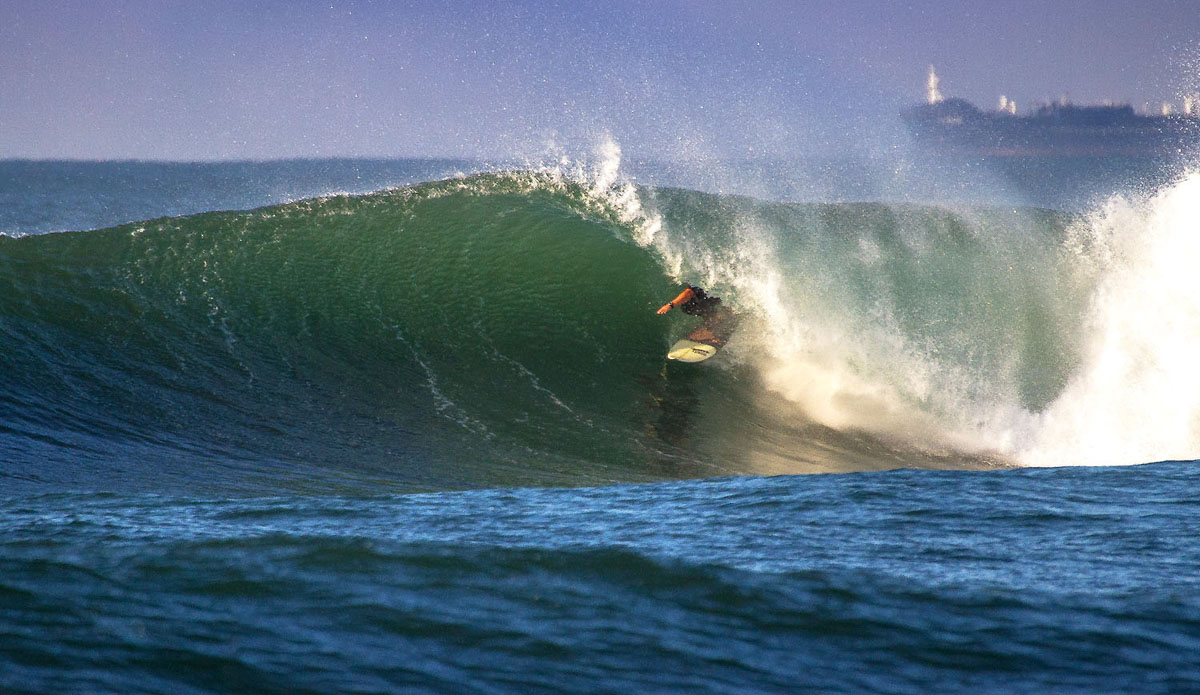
[1,175,699,491]
[0,172,1100,493]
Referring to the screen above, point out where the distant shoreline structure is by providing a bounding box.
[902,67,1200,157]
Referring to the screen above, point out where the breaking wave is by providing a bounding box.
[3,154,1198,493]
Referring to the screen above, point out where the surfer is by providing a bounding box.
[656,284,737,347]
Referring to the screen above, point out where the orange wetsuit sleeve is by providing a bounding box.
[667,288,694,308]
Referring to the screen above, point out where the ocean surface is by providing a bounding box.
[3,153,1200,693]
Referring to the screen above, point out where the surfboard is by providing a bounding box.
[667,338,720,363]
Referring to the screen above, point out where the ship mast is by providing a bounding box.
[926,65,943,105]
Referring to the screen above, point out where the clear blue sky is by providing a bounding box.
[4,0,1198,160]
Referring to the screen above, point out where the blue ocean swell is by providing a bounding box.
[2,462,1198,694]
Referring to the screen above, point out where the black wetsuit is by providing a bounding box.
[679,285,722,318]
[680,285,737,345]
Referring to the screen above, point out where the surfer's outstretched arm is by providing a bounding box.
[657,287,694,314]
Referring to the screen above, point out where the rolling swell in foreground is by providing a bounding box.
[4,169,1200,494]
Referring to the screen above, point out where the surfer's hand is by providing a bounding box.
[657,303,673,314]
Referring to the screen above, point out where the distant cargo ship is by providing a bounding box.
[902,67,1200,157]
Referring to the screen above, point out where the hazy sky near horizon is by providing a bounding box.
[4,0,1199,160]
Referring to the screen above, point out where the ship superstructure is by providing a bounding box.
[903,67,1200,157]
